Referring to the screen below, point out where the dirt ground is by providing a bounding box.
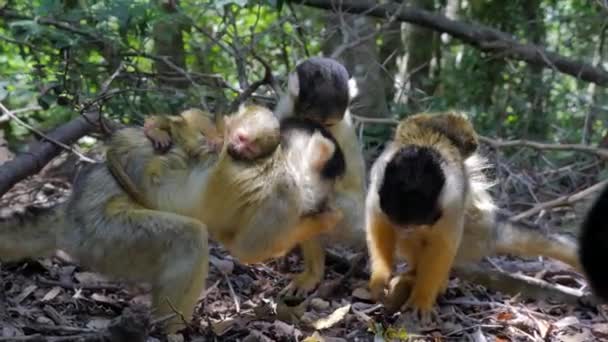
[0,155,606,342]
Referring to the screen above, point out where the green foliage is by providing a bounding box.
[0,0,605,150]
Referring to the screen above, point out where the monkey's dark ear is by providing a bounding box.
[418,112,479,158]
[287,71,300,97]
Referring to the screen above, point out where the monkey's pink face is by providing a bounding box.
[227,127,261,161]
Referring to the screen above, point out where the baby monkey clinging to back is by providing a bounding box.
[366,112,582,320]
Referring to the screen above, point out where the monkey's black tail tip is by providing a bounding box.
[579,184,608,302]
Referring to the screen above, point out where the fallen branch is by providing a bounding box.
[296,0,608,86]
[511,180,608,221]
[0,304,151,342]
[351,115,608,160]
[453,264,598,306]
[0,110,120,197]
[480,136,608,160]
[0,102,95,164]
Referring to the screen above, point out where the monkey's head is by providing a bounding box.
[378,145,445,227]
[225,104,280,161]
[287,57,350,125]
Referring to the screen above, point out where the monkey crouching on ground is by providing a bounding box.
[275,56,367,296]
[579,184,608,301]
[0,104,346,333]
[366,112,582,321]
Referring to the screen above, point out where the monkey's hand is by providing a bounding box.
[144,118,172,152]
[208,137,224,153]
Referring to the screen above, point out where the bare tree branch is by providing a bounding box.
[0,111,120,197]
[295,0,608,86]
[351,115,608,160]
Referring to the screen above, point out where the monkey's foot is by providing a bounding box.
[400,307,440,329]
[280,271,322,298]
[404,294,440,326]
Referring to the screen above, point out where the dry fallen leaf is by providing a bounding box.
[16,285,37,304]
[311,304,351,330]
[495,311,514,321]
[74,271,109,285]
[310,298,330,311]
[556,329,593,342]
[167,333,184,342]
[90,293,116,305]
[211,318,237,336]
[41,286,62,302]
[86,317,111,329]
[352,287,372,301]
[210,255,234,275]
[273,320,302,339]
[302,331,325,342]
[553,316,580,329]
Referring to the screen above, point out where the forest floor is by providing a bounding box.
[0,156,607,342]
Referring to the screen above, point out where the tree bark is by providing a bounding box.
[152,0,189,89]
[522,0,547,140]
[401,0,436,111]
[323,14,389,118]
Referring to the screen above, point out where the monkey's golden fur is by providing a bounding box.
[107,106,280,209]
[107,108,221,208]
[0,104,342,333]
[366,112,582,318]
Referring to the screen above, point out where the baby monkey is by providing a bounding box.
[107,105,280,209]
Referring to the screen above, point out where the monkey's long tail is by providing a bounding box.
[579,185,608,301]
[0,204,66,261]
[493,213,582,273]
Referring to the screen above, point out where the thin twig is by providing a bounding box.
[511,180,608,221]
[0,102,96,163]
[481,136,608,160]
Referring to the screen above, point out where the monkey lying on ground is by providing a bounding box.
[366,112,582,320]
[0,104,345,333]
[275,56,367,295]
[579,183,608,301]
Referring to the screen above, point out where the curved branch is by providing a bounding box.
[0,111,120,197]
[295,0,608,87]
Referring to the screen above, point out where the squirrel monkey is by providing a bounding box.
[0,104,345,333]
[579,183,608,301]
[199,107,347,264]
[366,112,582,319]
[274,57,367,295]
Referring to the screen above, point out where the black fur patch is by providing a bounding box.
[579,184,608,302]
[378,145,445,226]
[294,57,350,122]
[280,116,346,180]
